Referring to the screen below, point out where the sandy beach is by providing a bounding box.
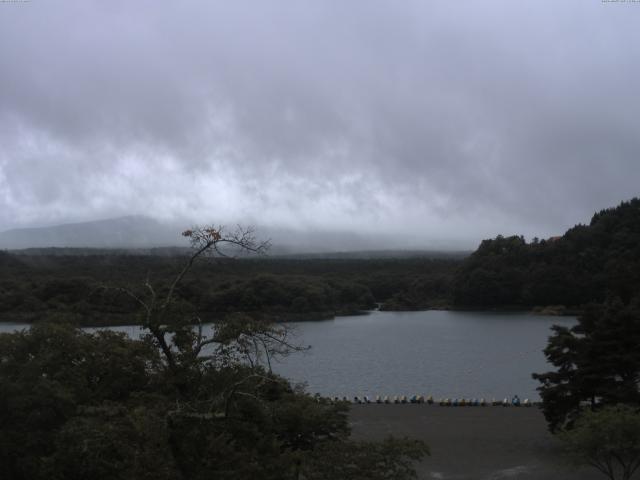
[349,405,602,480]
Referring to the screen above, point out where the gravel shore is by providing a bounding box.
[349,405,602,480]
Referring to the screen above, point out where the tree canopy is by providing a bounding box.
[559,405,640,480]
[0,225,428,480]
[533,297,640,432]
[453,198,640,308]
[0,252,458,325]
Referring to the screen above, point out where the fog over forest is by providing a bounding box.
[2,4,640,479]
[1,1,639,249]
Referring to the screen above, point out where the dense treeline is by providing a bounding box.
[452,198,640,310]
[1,226,429,479]
[0,312,428,480]
[0,252,459,324]
[3,198,640,323]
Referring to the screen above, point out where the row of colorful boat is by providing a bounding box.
[326,395,534,406]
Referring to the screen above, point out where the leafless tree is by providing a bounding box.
[108,226,263,367]
[211,313,308,372]
[109,224,307,388]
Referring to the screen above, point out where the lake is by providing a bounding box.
[0,310,574,400]
[274,310,574,400]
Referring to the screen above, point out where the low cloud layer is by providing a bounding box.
[1,1,639,248]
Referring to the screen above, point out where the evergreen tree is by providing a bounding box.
[453,198,640,309]
[533,297,640,432]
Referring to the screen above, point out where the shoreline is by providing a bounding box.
[0,305,579,327]
[349,405,599,479]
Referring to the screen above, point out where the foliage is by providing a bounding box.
[0,252,458,325]
[4,197,640,318]
[559,405,640,480]
[453,198,640,308]
[533,297,640,432]
[0,323,164,480]
[0,225,428,479]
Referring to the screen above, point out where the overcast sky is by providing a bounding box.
[1,0,639,248]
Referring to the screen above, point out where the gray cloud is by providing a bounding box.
[1,0,639,248]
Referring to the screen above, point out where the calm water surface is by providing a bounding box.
[1,310,574,400]
[274,310,575,400]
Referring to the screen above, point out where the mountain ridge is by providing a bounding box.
[1,216,467,254]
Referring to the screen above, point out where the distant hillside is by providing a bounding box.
[0,251,24,269]
[251,249,469,260]
[0,216,183,249]
[7,247,469,260]
[0,249,460,325]
[1,216,467,254]
[452,198,640,309]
